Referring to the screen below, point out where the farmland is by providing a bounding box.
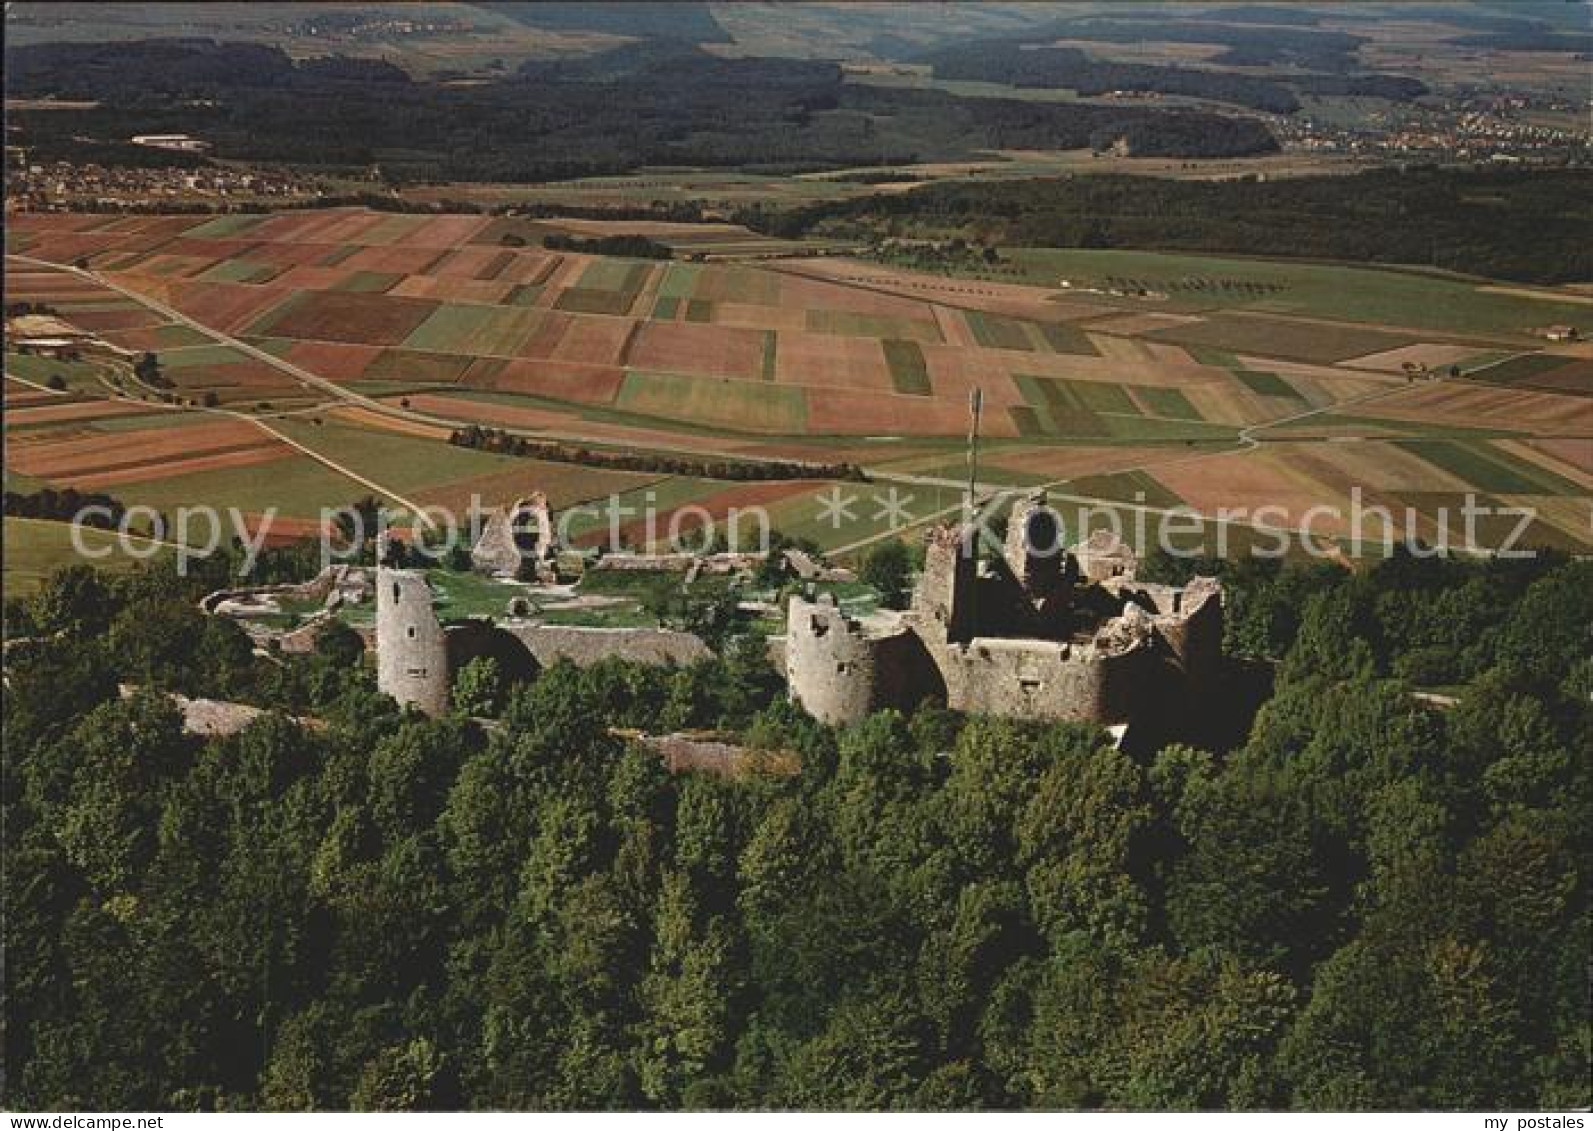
[6,206,1591,588]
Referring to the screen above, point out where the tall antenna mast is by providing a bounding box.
[966,387,983,512]
[966,387,984,582]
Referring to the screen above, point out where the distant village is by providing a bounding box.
[3,128,325,210]
[1277,90,1590,164]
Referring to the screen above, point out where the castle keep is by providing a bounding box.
[786,492,1224,731]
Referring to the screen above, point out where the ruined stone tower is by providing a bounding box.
[786,519,1225,730]
[376,564,450,716]
[912,522,980,645]
[786,592,940,725]
[1003,491,1067,599]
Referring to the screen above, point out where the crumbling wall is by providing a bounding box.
[444,620,540,684]
[498,623,710,669]
[1003,492,1068,599]
[938,637,1108,722]
[201,564,370,615]
[913,523,981,646]
[1073,528,1139,583]
[376,566,450,716]
[472,494,554,578]
[855,558,1222,727]
[1150,576,1224,684]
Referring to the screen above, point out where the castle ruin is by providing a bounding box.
[365,488,1228,737]
[471,493,555,580]
[374,563,709,716]
[785,492,1224,735]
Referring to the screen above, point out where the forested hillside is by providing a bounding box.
[3,544,1588,1110]
[4,38,1279,180]
[915,38,1426,114]
[479,1,732,43]
[753,167,1593,284]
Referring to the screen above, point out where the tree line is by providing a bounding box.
[447,426,866,483]
[541,234,673,260]
[3,487,127,527]
[919,37,1429,113]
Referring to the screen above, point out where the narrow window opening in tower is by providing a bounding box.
[1025,509,1059,555]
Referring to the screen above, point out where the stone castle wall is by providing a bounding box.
[937,636,1111,722]
[498,623,710,669]
[375,566,712,718]
[787,504,1226,730]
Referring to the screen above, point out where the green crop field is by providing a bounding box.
[401,303,504,354]
[88,411,220,434]
[362,350,473,383]
[807,310,941,343]
[1473,353,1577,384]
[559,476,738,545]
[1037,375,1140,416]
[106,456,373,519]
[11,206,1589,568]
[616,371,807,434]
[196,259,277,285]
[5,351,112,394]
[1136,386,1204,421]
[1064,469,1185,510]
[882,339,931,395]
[344,271,405,294]
[765,480,970,549]
[1235,369,1304,400]
[1398,440,1587,497]
[158,344,253,370]
[555,288,637,316]
[760,331,778,382]
[578,259,651,292]
[402,304,545,356]
[1148,314,1414,365]
[183,215,266,239]
[965,310,1036,351]
[1038,321,1098,356]
[1007,248,1588,339]
[270,419,523,497]
[3,517,173,593]
[1011,374,1238,442]
[656,264,703,301]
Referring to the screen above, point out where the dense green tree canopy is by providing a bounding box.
[3,547,1588,1109]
